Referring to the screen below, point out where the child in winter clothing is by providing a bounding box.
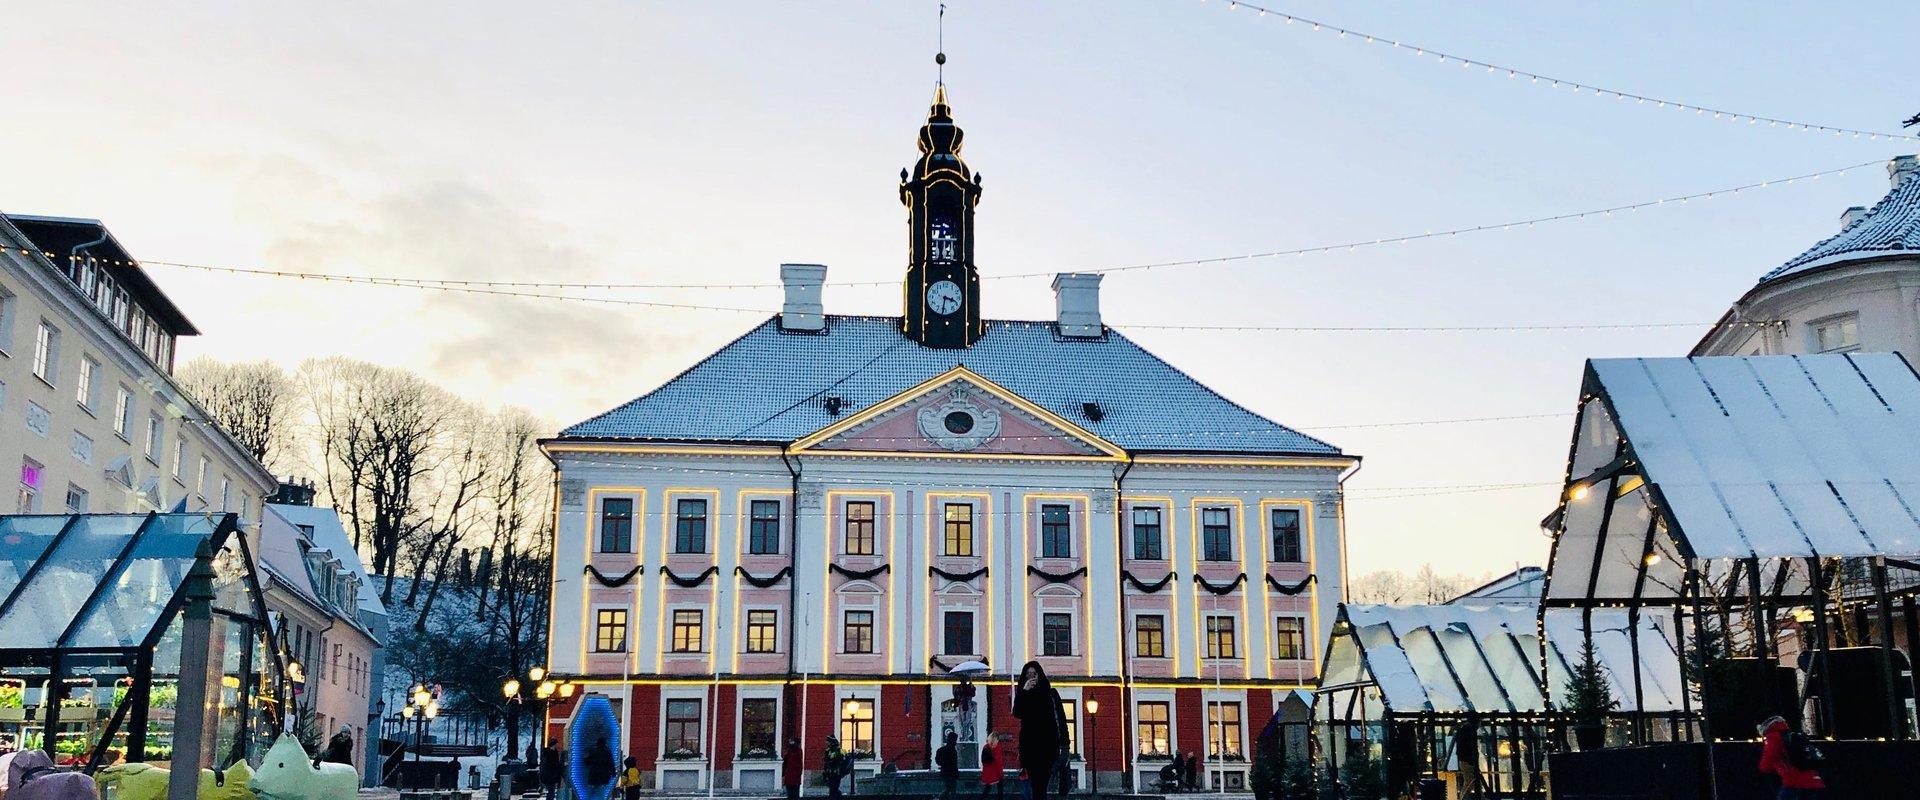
[979,734,1005,800]
[1757,716,1824,799]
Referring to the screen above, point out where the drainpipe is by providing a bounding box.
[1334,459,1363,600]
[1112,455,1135,792]
[780,448,804,746]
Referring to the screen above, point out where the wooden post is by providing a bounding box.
[1871,557,1906,739]
[1806,557,1837,738]
[167,540,220,800]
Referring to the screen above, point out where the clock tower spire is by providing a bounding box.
[901,48,983,348]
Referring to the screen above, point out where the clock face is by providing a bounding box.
[926,280,963,315]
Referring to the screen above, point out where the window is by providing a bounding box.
[1201,507,1234,561]
[1137,702,1171,757]
[740,698,778,759]
[749,499,781,554]
[844,501,875,555]
[1060,699,1078,755]
[943,611,974,655]
[76,357,99,411]
[1040,504,1071,558]
[943,503,973,557]
[671,609,704,652]
[220,477,232,510]
[1813,315,1860,353]
[593,609,628,652]
[18,458,43,513]
[145,414,163,462]
[1274,617,1307,660]
[114,386,133,438]
[1205,615,1237,659]
[664,699,703,756]
[1136,615,1166,658]
[674,498,708,553]
[172,439,187,481]
[64,484,88,514]
[1271,508,1303,562]
[197,456,210,496]
[843,610,874,653]
[1042,612,1073,656]
[1207,702,1243,759]
[839,699,875,755]
[1132,507,1163,560]
[32,322,58,383]
[598,497,633,552]
[0,286,15,353]
[746,610,778,654]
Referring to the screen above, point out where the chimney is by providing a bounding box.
[1890,155,1919,188]
[1051,273,1104,338]
[779,263,827,331]
[1840,205,1869,230]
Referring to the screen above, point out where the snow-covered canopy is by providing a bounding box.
[1318,603,1683,718]
[1546,355,1920,604]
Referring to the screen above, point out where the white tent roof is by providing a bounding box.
[1322,603,1682,717]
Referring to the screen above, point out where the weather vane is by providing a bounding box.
[936,2,947,85]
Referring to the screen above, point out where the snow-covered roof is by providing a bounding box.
[266,503,386,618]
[1760,155,1920,285]
[558,315,1340,456]
[1320,603,1681,717]
[1449,566,1545,605]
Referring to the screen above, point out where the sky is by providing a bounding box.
[3,1,1915,576]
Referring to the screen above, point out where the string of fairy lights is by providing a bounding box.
[39,157,1882,293]
[1197,0,1920,143]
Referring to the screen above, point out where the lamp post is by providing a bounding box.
[1084,699,1099,797]
[403,684,441,793]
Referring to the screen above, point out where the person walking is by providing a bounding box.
[583,737,616,800]
[322,729,355,766]
[540,738,563,800]
[619,756,641,800]
[979,734,1004,800]
[1012,662,1069,800]
[1181,752,1199,792]
[822,736,847,800]
[783,738,804,800]
[937,731,960,800]
[1757,716,1825,799]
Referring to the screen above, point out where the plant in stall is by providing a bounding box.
[150,683,178,709]
[1564,640,1619,750]
[1338,748,1386,800]
[0,684,22,709]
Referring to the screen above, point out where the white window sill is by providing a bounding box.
[33,375,56,391]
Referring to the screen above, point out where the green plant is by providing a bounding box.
[0,684,22,709]
[1338,748,1386,800]
[1564,640,1619,727]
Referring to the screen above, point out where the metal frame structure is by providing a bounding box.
[0,512,284,770]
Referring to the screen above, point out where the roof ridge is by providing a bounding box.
[1761,161,1920,284]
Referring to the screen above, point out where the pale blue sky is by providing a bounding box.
[3,1,1913,574]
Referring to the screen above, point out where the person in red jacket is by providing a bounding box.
[1756,716,1824,799]
[783,737,804,800]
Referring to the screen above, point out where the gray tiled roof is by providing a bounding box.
[1761,156,1920,284]
[560,315,1341,455]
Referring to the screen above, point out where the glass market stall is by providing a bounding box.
[0,512,283,770]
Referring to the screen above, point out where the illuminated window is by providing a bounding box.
[843,610,874,654]
[1271,508,1303,562]
[18,457,42,513]
[598,497,633,553]
[593,609,627,652]
[1040,504,1071,558]
[749,500,781,554]
[671,609,704,652]
[1207,702,1243,758]
[943,503,973,556]
[1136,615,1166,658]
[845,501,875,555]
[1205,615,1237,659]
[1201,508,1234,561]
[1813,315,1860,353]
[1042,613,1073,656]
[740,698,778,759]
[1060,698,1078,756]
[1136,702,1171,757]
[675,498,708,553]
[839,699,875,755]
[943,611,974,655]
[1274,617,1307,660]
[664,699,703,756]
[1132,507,1163,560]
[746,610,778,654]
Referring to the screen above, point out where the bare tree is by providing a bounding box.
[1348,566,1490,604]
[177,358,291,468]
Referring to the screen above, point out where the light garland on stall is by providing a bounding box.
[6,157,1883,292]
[1198,0,1920,143]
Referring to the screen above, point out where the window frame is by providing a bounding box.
[746,609,779,654]
[75,356,99,413]
[145,413,163,463]
[32,321,58,385]
[674,498,709,554]
[1135,614,1166,658]
[598,497,635,553]
[1131,506,1164,560]
[942,610,975,656]
[748,499,782,555]
[1201,507,1234,561]
[1136,701,1172,758]
[663,698,704,756]
[1205,614,1238,659]
[113,386,134,439]
[593,608,628,653]
[1270,507,1304,563]
[1041,611,1073,657]
[739,697,779,759]
[1039,503,1072,559]
[838,698,876,756]
[842,609,875,654]
[1811,313,1861,354]
[1206,701,1244,759]
[671,609,705,653]
[844,501,876,556]
[943,503,974,557]
[1274,616,1308,661]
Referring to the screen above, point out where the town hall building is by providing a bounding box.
[539,84,1357,793]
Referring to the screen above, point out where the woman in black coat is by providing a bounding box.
[1012,661,1069,800]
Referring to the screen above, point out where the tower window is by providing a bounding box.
[930,218,958,262]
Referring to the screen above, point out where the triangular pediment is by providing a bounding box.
[793,367,1123,458]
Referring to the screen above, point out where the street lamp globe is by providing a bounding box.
[528,666,547,683]
[503,679,521,699]
[402,705,416,720]
[1085,699,1098,715]
[413,688,432,707]
[558,682,576,699]
[426,701,440,719]
[536,681,555,700]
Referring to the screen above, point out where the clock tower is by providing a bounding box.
[901,83,984,349]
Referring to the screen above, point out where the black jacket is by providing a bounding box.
[1012,685,1068,763]
[937,744,958,775]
